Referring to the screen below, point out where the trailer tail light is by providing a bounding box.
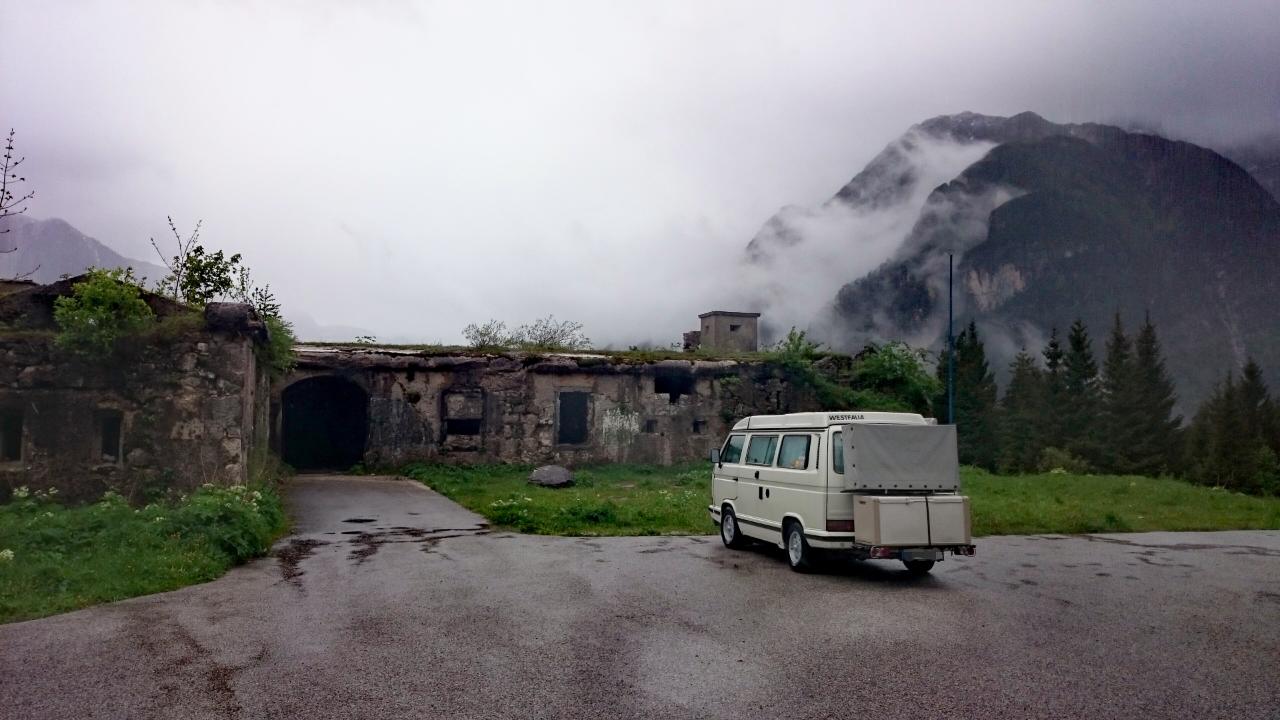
[826,519,854,532]
[869,546,898,559]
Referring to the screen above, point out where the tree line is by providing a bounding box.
[938,314,1279,495]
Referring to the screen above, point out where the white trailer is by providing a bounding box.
[708,411,975,573]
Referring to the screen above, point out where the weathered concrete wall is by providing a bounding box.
[0,313,269,503]
[282,348,820,467]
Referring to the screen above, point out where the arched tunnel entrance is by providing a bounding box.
[281,376,369,470]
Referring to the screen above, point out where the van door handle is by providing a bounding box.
[754,471,760,479]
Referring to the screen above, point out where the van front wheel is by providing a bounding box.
[784,522,812,572]
[720,507,747,549]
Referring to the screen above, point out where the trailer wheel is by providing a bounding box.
[903,559,935,575]
[720,506,747,549]
[784,521,812,572]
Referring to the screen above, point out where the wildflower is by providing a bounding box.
[12,487,29,499]
[0,549,13,562]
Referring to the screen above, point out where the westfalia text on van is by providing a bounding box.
[708,411,976,573]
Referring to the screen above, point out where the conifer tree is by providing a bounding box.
[1128,313,1181,475]
[1039,328,1065,450]
[1101,312,1142,473]
[999,349,1045,472]
[951,321,1000,470]
[1061,319,1102,466]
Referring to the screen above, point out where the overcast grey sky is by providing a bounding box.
[3,1,1277,344]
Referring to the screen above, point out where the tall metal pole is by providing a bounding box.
[948,253,955,425]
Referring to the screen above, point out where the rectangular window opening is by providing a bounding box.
[0,410,21,462]
[691,419,707,435]
[445,418,482,436]
[729,324,742,332]
[832,431,844,474]
[642,419,658,434]
[653,373,695,403]
[98,410,123,464]
[557,392,590,445]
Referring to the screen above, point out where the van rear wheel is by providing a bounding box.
[784,522,812,572]
[903,559,935,575]
[720,507,747,549]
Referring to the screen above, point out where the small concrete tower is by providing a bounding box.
[696,311,761,352]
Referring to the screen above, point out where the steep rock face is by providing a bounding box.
[827,123,1280,406]
[0,215,166,283]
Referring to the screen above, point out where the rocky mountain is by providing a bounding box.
[0,215,168,284]
[747,112,1280,407]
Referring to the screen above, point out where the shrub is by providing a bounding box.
[464,319,518,349]
[53,268,155,357]
[260,315,297,379]
[1038,446,1093,475]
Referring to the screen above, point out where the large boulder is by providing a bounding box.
[528,465,574,488]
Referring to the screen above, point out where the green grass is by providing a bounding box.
[0,483,287,624]
[964,468,1280,535]
[403,463,714,536]
[406,463,1280,538]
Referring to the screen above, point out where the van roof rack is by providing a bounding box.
[731,411,930,431]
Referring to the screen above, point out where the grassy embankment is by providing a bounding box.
[405,463,1280,537]
[0,478,288,624]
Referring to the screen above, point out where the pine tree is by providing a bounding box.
[1100,312,1142,473]
[1039,328,1066,451]
[1061,319,1102,467]
[999,349,1045,472]
[951,322,1000,470]
[1128,313,1181,475]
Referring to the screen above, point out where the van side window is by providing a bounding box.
[721,434,745,464]
[777,434,811,470]
[744,435,778,466]
[832,431,844,474]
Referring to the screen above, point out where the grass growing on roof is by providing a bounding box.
[405,463,1280,538]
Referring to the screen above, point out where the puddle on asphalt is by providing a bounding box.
[276,538,329,587]
[342,518,376,524]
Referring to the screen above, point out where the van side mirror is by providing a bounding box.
[709,448,721,466]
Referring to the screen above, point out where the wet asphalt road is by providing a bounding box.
[2,474,1279,719]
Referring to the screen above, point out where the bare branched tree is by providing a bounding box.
[1,128,39,279]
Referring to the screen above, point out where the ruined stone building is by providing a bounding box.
[2,279,819,496]
[0,278,271,501]
[277,346,818,470]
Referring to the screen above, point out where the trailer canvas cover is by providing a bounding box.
[843,424,960,491]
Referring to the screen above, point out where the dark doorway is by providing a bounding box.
[282,376,369,470]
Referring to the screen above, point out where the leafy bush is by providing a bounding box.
[52,268,156,357]
[260,315,298,379]
[463,316,592,351]
[853,342,942,415]
[1038,446,1093,475]
[0,481,287,623]
[463,319,519,349]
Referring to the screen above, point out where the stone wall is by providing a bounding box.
[0,310,269,503]
[280,348,820,468]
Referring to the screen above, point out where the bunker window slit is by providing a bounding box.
[98,410,123,463]
[0,410,21,462]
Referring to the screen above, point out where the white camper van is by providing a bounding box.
[708,411,975,574]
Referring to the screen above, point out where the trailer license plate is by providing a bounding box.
[903,549,940,561]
